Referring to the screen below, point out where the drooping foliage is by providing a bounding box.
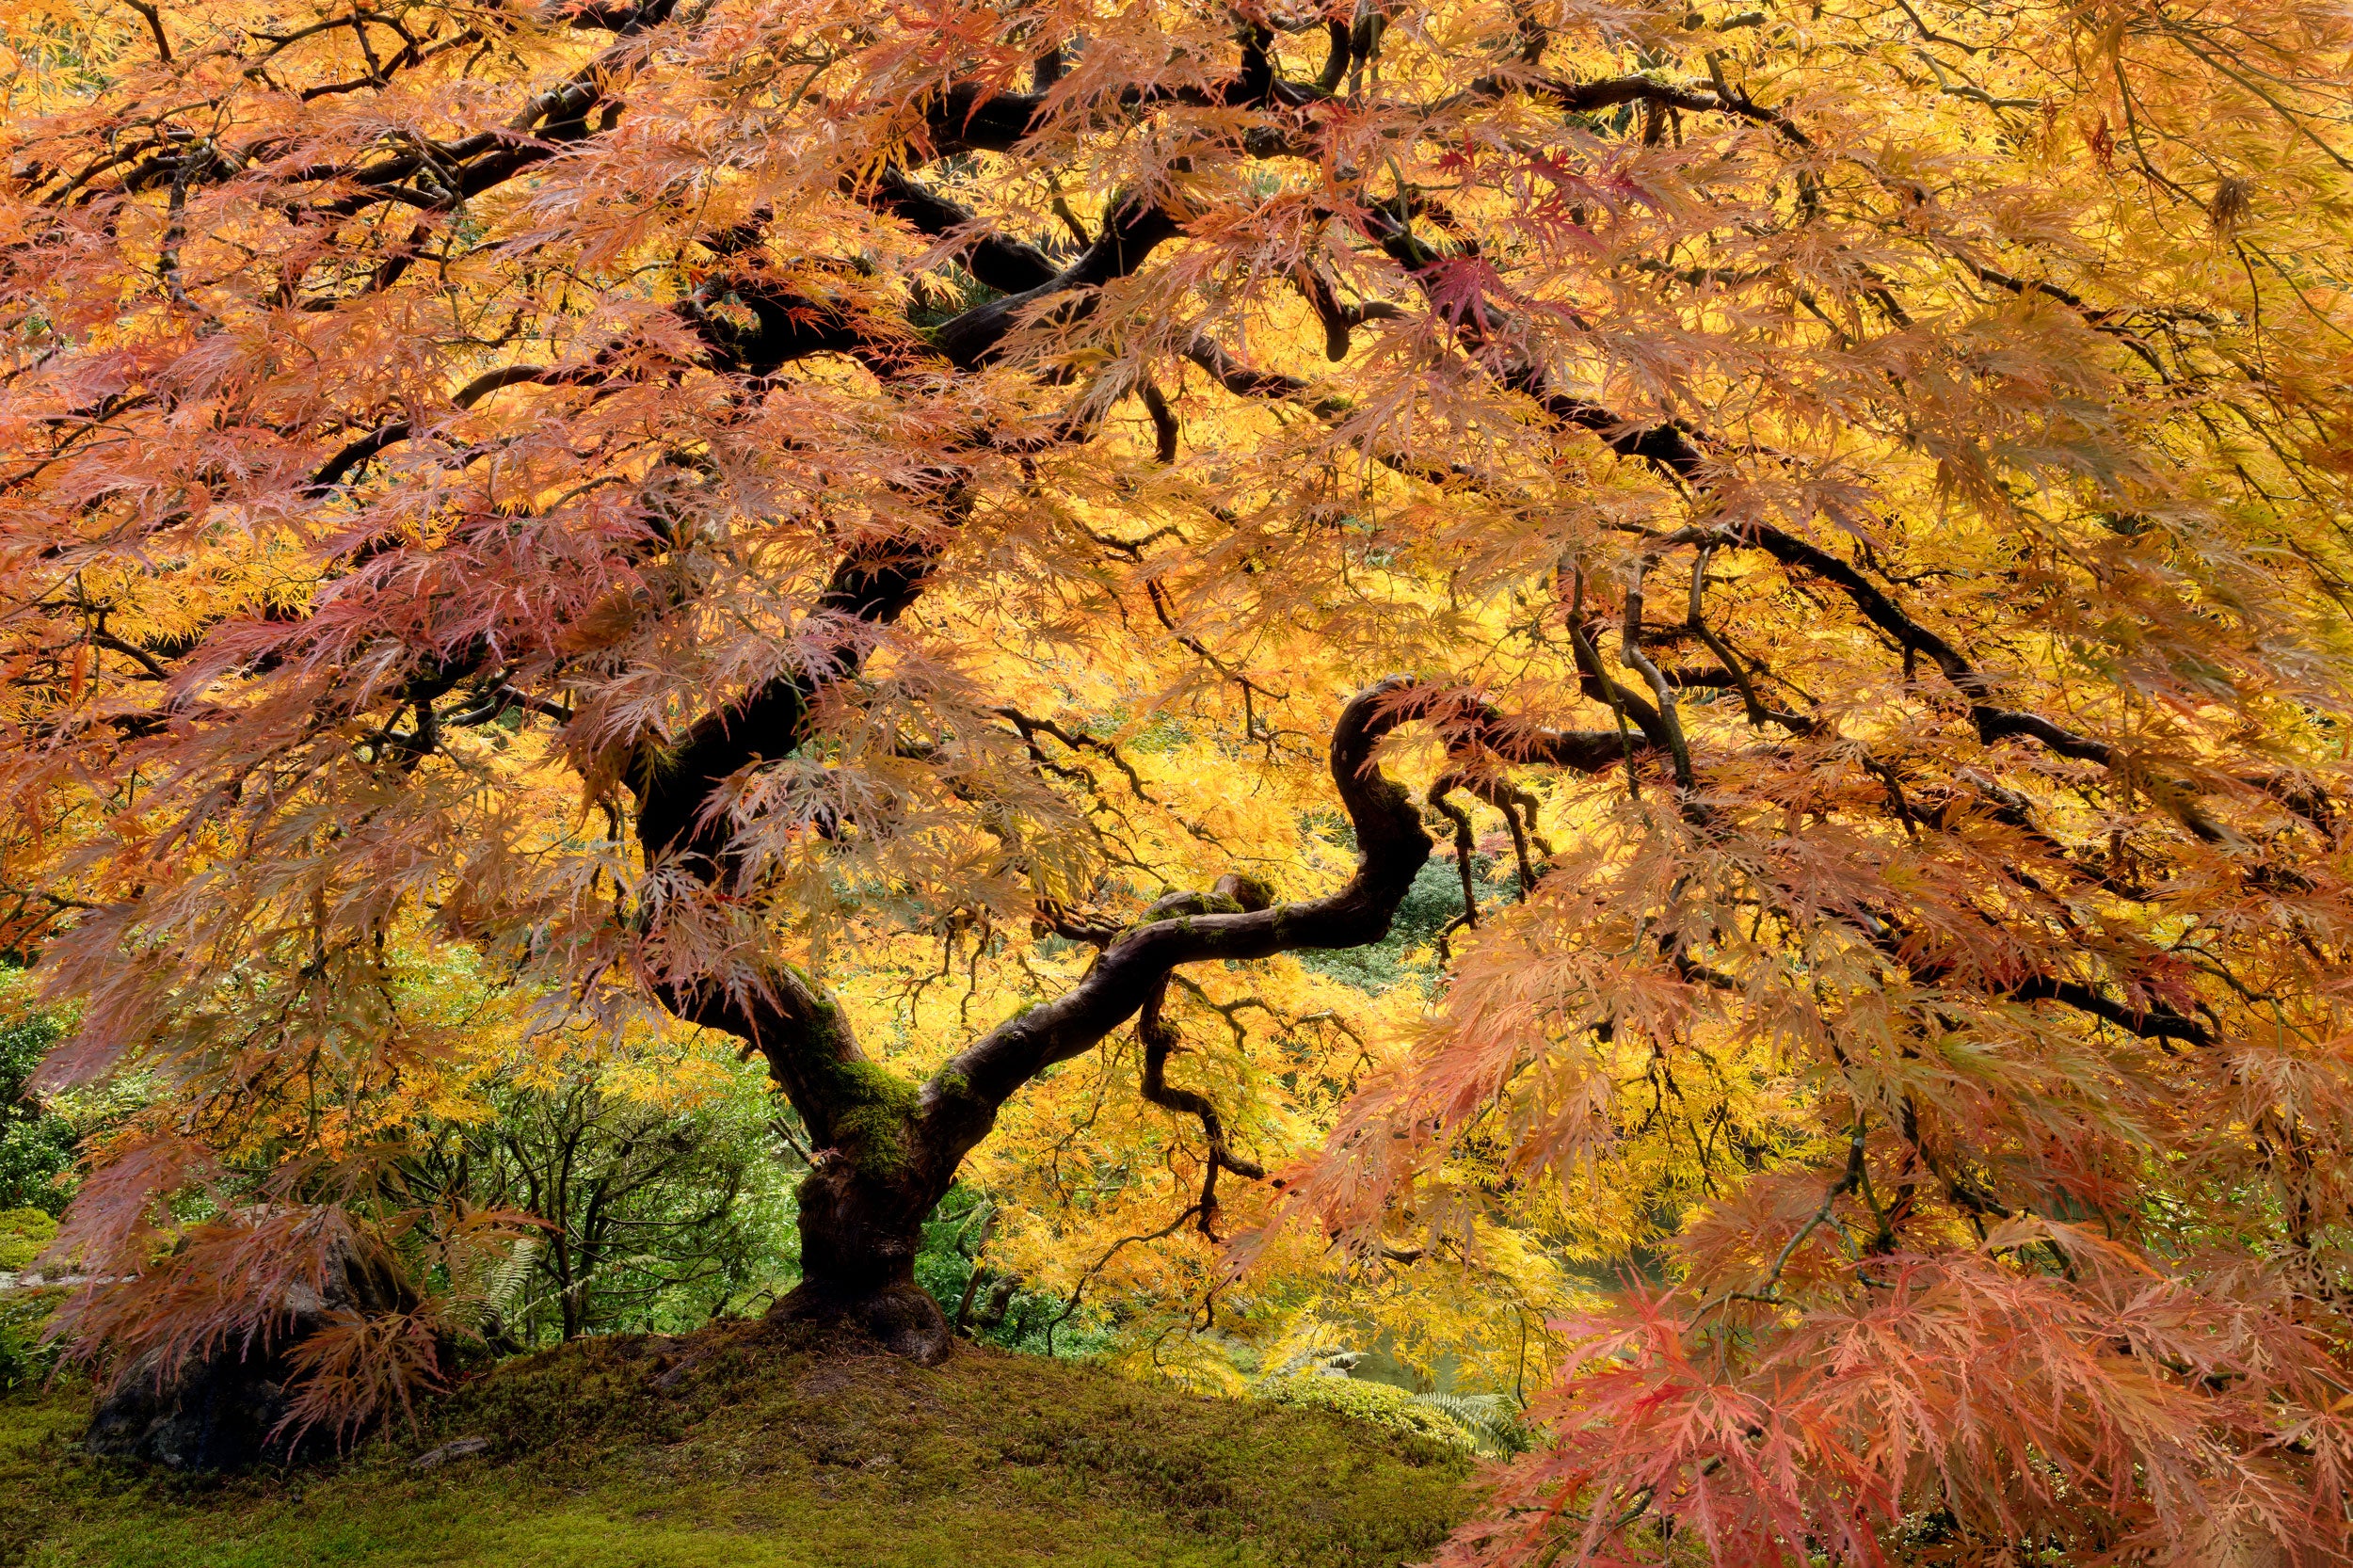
[3,0,2352,1560]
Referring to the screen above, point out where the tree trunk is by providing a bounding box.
[652,966,978,1364]
[775,1156,953,1364]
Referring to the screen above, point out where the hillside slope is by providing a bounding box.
[1,1318,1474,1568]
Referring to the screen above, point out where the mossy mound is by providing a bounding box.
[0,1209,56,1273]
[1253,1375,1475,1452]
[1,1317,1474,1567]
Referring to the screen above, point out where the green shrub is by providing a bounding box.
[0,989,75,1216]
[0,1287,59,1390]
[914,1187,1113,1358]
[0,1206,56,1271]
[406,1056,801,1344]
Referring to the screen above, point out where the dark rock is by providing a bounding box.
[84,1345,304,1472]
[84,1241,420,1471]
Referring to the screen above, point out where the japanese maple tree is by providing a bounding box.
[5,0,2353,1560]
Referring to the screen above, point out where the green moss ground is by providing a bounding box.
[0,1319,1473,1568]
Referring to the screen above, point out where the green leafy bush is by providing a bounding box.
[914,1186,1113,1358]
[0,1287,60,1390]
[0,989,74,1216]
[405,1055,801,1344]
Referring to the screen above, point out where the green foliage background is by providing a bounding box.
[0,996,72,1218]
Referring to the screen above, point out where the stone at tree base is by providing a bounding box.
[83,1241,419,1472]
[83,1345,308,1471]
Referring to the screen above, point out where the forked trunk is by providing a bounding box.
[646,683,1437,1368]
[656,972,991,1366]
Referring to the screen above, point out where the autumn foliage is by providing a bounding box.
[4,0,2353,1560]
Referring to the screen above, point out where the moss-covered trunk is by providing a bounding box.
[770,1052,966,1364]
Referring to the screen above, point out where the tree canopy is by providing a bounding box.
[5,0,2353,1561]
